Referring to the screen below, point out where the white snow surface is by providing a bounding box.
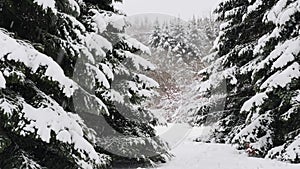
[89,9,108,34]
[136,73,159,88]
[0,95,107,169]
[110,89,124,104]
[267,133,300,162]
[292,90,300,104]
[260,62,300,90]
[232,112,274,152]
[253,28,281,56]
[121,34,152,55]
[224,6,243,19]
[0,71,5,88]
[264,0,289,23]
[85,33,112,59]
[89,9,127,32]
[66,0,81,15]
[34,0,81,15]
[243,0,263,20]
[265,0,300,25]
[151,124,300,169]
[86,63,110,88]
[34,0,57,12]
[0,30,78,97]
[99,63,114,80]
[241,92,268,112]
[255,37,300,72]
[124,51,156,70]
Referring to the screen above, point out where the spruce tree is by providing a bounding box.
[194,0,300,162]
[0,0,170,168]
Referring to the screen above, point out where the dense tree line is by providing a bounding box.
[146,17,219,122]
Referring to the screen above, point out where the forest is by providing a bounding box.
[0,0,299,169]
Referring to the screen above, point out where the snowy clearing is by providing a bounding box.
[152,124,300,169]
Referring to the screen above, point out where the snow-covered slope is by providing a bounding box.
[154,125,300,169]
[158,142,300,169]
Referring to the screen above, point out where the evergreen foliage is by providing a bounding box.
[0,0,170,168]
[194,0,300,163]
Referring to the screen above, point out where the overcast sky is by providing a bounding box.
[114,0,221,20]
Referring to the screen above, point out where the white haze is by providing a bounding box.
[114,0,221,20]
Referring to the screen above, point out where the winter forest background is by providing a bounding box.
[0,0,300,169]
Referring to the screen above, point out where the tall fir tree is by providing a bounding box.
[0,0,170,168]
[194,0,300,163]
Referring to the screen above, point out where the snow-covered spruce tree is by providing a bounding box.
[186,16,203,58]
[193,0,275,143]
[0,0,169,168]
[243,0,300,162]
[197,17,219,57]
[148,20,161,49]
[195,0,300,162]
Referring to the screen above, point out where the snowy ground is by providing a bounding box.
[151,124,300,169]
